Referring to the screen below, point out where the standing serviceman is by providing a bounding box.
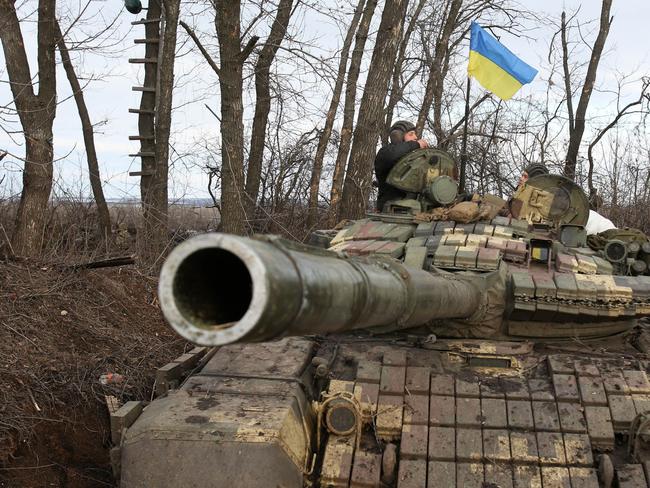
[374,121,429,211]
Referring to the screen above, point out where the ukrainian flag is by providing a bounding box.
[468,21,537,101]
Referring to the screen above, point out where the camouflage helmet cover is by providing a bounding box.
[523,162,549,179]
[389,120,417,134]
[389,120,417,144]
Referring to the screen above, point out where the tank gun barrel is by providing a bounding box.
[158,233,482,346]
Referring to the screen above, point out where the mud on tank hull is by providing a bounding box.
[117,339,314,487]
[116,209,650,486]
[116,333,650,487]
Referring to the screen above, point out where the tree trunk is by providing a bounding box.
[55,21,112,240]
[416,0,462,142]
[306,0,365,229]
[563,0,613,179]
[244,0,294,223]
[136,1,162,262]
[339,0,410,220]
[383,0,426,145]
[560,11,574,135]
[328,0,378,223]
[0,0,57,257]
[148,0,180,256]
[216,1,247,235]
[137,0,180,266]
[12,135,54,256]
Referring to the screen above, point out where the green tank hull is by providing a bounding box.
[117,170,650,486]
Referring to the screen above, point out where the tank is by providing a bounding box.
[115,149,650,488]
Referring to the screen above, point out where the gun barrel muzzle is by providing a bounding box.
[158,233,482,346]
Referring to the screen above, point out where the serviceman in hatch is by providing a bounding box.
[511,162,616,235]
[374,121,429,211]
[516,162,549,190]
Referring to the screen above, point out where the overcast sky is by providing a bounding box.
[1,0,648,200]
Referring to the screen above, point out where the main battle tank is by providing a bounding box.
[115,149,650,488]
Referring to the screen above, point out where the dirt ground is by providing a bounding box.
[0,259,186,487]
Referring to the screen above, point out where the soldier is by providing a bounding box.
[517,162,549,189]
[501,163,550,217]
[374,121,428,211]
[513,162,616,235]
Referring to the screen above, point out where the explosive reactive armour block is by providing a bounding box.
[428,426,455,461]
[507,400,534,430]
[400,424,428,460]
[456,428,483,462]
[403,394,428,425]
[483,429,511,462]
[429,395,455,426]
[427,461,456,488]
[350,450,381,488]
[481,398,508,428]
[396,459,426,488]
[584,406,615,450]
[557,402,588,433]
[456,397,482,427]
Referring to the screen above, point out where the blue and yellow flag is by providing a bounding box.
[468,21,537,101]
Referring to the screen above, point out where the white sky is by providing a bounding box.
[1,0,649,200]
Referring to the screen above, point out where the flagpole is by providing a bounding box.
[459,75,471,193]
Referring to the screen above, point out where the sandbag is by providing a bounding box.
[448,201,480,223]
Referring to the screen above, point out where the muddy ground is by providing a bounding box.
[0,259,186,487]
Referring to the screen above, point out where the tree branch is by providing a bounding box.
[179,20,221,77]
[239,35,260,62]
[587,78,650,195]
[563,0,613,178]
[561,11,575,134]
[440,92,492,146]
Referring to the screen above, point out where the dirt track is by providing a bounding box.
[0,260,185,487]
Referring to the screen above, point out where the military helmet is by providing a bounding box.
[523,162,549,178]
[389,120,416,134]
[389,120,417,144]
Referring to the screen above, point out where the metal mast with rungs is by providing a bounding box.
[124,0,181,262]
[128,3,162,178]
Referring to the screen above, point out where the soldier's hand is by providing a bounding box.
[417,139,429,148]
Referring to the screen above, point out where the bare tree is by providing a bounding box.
[563,0,613,179]
[560,11,575,138]
[154,0,182,243]
[215,2,259,234]
[55,21,111,240]
[587,78,649,204]
[382,0,427,145]
[416,0,462,141]
[0,0,57,257]
[306,0,365,228]
[245,0,295,222]
[339,0,410,220]
[182,2,259,235]
[328,0,378,223]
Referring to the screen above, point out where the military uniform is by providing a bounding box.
[374,140,421,210]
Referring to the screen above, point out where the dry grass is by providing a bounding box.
[0,201,190,487]
[0,259,187,486]
[603,202,650,235]
[0,199,220,262]
[109,202,220,234]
